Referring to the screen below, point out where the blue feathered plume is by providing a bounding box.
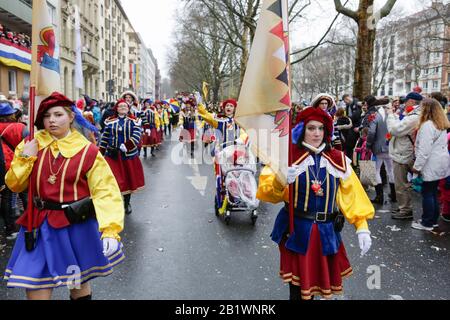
[71,105,99,134]
[292,122,304,145]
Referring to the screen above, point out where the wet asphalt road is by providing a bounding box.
[1,130,449,300]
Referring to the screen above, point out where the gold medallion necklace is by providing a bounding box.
[47,152,67,185]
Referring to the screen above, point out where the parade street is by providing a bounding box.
[1,131,449,301]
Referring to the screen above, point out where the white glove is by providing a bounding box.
[287,165,301,184]
[179,125,184,130]
[103,238,119,257]
[145,129,151,135]
[119,144,127,153]
[357,231,372,256]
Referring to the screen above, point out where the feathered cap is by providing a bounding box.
[292,106,334,144]
[35,92,98,133]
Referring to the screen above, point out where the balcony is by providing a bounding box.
[82,52,100,74]
[0,0,32,32]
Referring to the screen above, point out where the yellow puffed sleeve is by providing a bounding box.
[155,112,162,129]
[336,170,375,232]
[256,166,289,204]
[86,152,125,241]
[5,140,38,193]
[198,104,219,129]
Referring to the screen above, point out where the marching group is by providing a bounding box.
[0,85,448,300]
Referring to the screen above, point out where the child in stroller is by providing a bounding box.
[214,138,260,225]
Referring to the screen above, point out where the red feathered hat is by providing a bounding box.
[295,106,334,142]
[35,92,74,130]
[221,99,237,109]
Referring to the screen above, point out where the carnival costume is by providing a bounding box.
[140,100,161,157]
[4,93,125,290]
[100,99,145,215]
[257,107,374,300]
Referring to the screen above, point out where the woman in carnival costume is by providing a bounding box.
[100,99,145,216]
[3,92,125,300]
[140,99,161,158]
[257,106,374,300]
[120,91,142,121]
[197,98,243,150]
[178,99,201,158]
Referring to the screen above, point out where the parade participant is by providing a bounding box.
[100,99,145,216]
[3,92,125,300]
[257,107,374,301]
[197,98,242,150]
[178,100,200,158]
[155,102,165,147]
[121,91,140,117]
[311,93,337,117]
[0,100,28,240]
[141,99,161,157]
[162,102,172,136]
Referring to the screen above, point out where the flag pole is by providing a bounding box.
[283,0,294,235]
[26,86,36,235]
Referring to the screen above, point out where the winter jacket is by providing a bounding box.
[413,120,450,182]
[366,107,389,155]
[386,106,421,164]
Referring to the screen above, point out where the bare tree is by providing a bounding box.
[334,0,398,100]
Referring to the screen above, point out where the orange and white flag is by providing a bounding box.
[235,0,291,184]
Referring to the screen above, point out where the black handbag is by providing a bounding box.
[64,197,96,224]
[334,211,346,233]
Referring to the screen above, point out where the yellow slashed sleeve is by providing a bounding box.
[256,166,289,204]
[86,152,125,241]
[155,112,162,129]
[5,141,38,193]
[197,104,219,129]
[336,170,375,232]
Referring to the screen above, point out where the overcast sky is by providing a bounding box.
[120,0,447,79]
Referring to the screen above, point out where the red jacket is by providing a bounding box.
[0,122,27,170]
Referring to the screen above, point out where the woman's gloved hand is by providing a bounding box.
[287,166,301,184]
[103,238,119,257]
[119,144,127,153]
[357,230,372,256]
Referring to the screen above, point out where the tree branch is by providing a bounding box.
[334,0,357,21]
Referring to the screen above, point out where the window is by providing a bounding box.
[433,81,439,89]
[47,2,57,26]
[423,81,428,89]
[8,70,17,93]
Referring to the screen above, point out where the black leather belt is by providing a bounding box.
[33,198,69,211]
[284,204,337,223]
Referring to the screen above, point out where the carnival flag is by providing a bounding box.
[202,81,210,102]
[31,0,61,98]
[74,5,84,90]
[235,0,291,184]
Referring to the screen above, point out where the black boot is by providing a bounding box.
[124,194,132,215]
[70,294,92,301]
[371,184,384,205]
[389,183,397,203]
[143,148,148,158]
[151,147,156,157]
[289,284,301,301]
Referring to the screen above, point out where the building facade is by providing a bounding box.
[0,0,33,100]
[0,0,159,103]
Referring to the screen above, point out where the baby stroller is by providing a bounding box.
[213,140,260,225]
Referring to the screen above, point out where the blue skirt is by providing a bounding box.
[4,218,125,290]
